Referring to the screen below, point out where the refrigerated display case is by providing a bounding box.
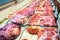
[0,0,59,40]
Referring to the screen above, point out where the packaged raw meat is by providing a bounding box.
[37,27,58,40]
[26,26,40,35]
[16,7,34,17]
[9,14,28,24]
[29,13,56,26]
[35,1,54,15]
[0,23,21,40]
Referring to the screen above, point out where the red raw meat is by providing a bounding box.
[39,15,56,26]
[35,0,54,15]
[35,5,53,15]
[37,27,58,40]
[0,23,21,40]
[44,37,52,40]
[29,13,40,25]
[47,6,54,15]
[43,27,57,37]
[45,0,51,5]
[26,26,40,35]
[29,13,56,26]
[16,7,34,17]
[9,14,28,24]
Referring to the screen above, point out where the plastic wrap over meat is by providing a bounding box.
[37,27,58,40]
[9,14,28,24]
[29,13,56,26]
[39,15,56,26]
[0,23,21,40]
[16,7,34,17]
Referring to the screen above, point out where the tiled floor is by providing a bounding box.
[0,0,32,22]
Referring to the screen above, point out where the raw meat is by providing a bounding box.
[0,23,21,40]
[37,27,58,40]
[26,26,40,35]
[9,14,28,24]
[29,13,56,26]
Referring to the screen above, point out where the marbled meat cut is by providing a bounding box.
[37,27,58,40]
[9,14,28,24]
[35,0,54,15]
[39,15,56,26]
[29,0,56,26]
[29,13,40,25]
[0,23,21,40]
[29,13,56,26]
